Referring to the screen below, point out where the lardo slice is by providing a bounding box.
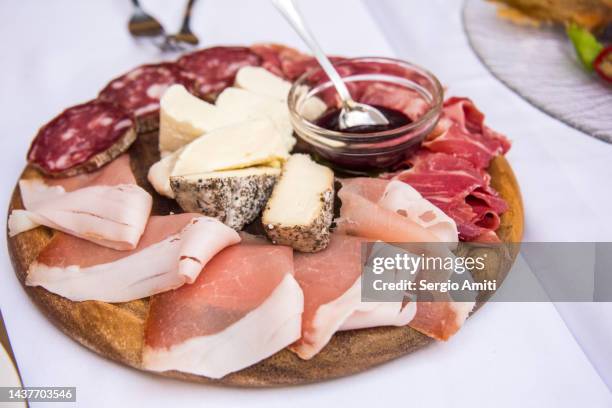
[148,118,288,198]
[9,155,152,251]
[143,244,303,379]
[262,154,334,252]
[170,167,281,230]
[26,214,240,303]
[158,85,238,155]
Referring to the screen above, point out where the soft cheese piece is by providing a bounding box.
[158,84,240,154]
[235,66,292,99]
[234,66,327,121]
[143,244,303,379]
[291,234,415,360]
[262,154,334,252]
[335,177,474,341]
[170,167,281,230]
[26,214,240,302]
[9,155,153,250]
[216,87,296,150]
[148,118,288,198]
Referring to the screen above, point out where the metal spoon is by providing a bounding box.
[272,0,389,130]
[128,0,165,38]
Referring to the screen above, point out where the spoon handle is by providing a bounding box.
[272,0,353,104]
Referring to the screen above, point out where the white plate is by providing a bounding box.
[463,0,612,143]
[0,343,25,408]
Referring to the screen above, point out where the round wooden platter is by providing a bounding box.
[7,131,524,387]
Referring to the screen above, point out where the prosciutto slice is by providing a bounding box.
[390,151,508,241]
[424,97,511,169]
[143,244,303,379]
[8,155,152,250]
[291,234,416,360]
[335,178,474,341]
[26,214,240,302]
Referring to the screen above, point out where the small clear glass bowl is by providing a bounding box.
[288,57,443,172]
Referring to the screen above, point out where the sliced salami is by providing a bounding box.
[27,100,136,177]
[99,62,191,133]
[177,46,262,99]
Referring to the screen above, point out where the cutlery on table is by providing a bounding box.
[128,0,165,38]
[165,0,200,50]
[272,0,390,130]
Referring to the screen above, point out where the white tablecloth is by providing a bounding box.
[0,1,610,406]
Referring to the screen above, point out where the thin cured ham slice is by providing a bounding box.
[390,151,508,241]
[335,178,474,342]
[143,244,303,379]
[336,178,457,245]
[291,234,416,360]
[424,97,511,170]
[8,155,152,250]
[26,214,240,302]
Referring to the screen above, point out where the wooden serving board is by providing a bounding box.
[6,131,524,387]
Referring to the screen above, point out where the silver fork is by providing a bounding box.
[164,0,200,51]
[128,0,165,38]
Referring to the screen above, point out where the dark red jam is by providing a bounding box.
[314,105,412,133]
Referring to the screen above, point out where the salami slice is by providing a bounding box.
[99,62,191,133]
[27,100,136,177]
[177,46,262,99]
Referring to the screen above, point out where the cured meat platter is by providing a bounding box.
[6,44,523,386]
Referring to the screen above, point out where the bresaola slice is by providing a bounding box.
[291,234,416,360]
[99,62,193,132]
[26,214,240,303]
[27,100,136,177]
[143,244,303,379]
[177,46,262,99]
[9,155,152,250]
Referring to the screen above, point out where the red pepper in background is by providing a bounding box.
[593,46,612,83]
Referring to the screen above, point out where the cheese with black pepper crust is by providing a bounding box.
[170,167,281,230]
[262,154,334,252]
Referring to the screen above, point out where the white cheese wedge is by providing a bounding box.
[158,85,240,154]
[216,87,295,150]
[234,66,328,122]
[262,154,334,252]
[170,167,281,230]
[235,66,292,100]
[148,118,288,198]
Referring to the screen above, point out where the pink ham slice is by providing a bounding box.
[26,214,240,302]
[143,244,303,379]
[9,155,152,251]
[291,234,416,360]
[335,178,474,341]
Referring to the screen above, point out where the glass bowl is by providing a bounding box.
[288,57,444,172]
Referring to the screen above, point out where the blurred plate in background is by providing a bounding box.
[463,0,612,143]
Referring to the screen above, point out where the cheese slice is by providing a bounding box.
[262,154,335,252]
[216,88,295,150]
[233,66,327,121]
[158,85,240,154]
[235,66,292,100]
[148,118,288,198]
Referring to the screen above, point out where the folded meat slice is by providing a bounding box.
[9,155,152,250]
[26,214,240,302]
[335,178,474,341]
[143,244,303,379]
[291,234,415,360]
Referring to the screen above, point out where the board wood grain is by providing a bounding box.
[6,131,524,387]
